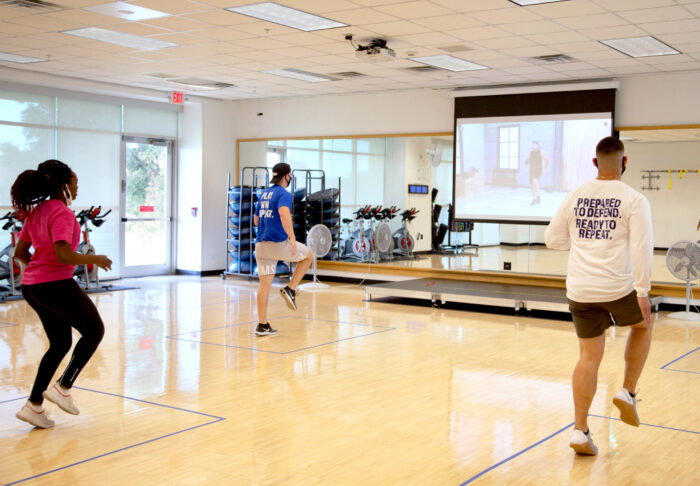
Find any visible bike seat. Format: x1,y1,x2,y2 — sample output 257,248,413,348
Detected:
342,218,352,224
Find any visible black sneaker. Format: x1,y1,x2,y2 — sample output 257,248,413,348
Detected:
255,323,277,336
280,286,297,311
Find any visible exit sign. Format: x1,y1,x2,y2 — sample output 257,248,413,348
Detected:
171,92,184,104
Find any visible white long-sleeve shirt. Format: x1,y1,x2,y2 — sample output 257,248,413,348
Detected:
544,179,653,302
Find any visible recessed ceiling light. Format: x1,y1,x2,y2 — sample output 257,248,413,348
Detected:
409,55,489,72
509,0,570,6
262,68,338,82
0,52,46,64
83,2,168,21
227,2,347,32
600,36,680,58
61,27,178,51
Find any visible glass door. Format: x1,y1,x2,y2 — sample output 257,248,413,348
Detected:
120,137,173,277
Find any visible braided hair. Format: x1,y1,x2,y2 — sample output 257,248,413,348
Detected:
10,159,73,219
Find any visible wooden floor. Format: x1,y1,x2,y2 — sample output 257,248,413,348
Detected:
1,276,699,485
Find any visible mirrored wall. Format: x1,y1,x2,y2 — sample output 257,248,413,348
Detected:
238,129,699,284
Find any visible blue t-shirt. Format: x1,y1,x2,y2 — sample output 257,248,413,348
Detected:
255,185,293,242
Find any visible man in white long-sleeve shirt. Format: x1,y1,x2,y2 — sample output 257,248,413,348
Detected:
545,136,654,456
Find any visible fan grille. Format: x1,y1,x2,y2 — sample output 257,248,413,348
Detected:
307,224,332,257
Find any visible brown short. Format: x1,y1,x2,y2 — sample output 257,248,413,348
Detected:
568,291,644,339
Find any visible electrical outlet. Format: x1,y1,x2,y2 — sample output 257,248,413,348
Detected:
503,261,511,270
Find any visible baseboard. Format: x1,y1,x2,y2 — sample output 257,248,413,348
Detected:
175,269,225,276
500,242,546,247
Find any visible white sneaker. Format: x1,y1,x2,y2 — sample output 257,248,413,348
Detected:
613,388,639,427
16,402,55,429
43,383,80,415
569,428,598,455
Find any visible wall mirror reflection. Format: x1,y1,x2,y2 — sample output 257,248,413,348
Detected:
237,127,699,285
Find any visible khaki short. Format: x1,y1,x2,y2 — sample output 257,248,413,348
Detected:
255,240,310,276
568,291,644,339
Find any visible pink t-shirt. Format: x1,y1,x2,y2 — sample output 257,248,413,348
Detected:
18,199,80,285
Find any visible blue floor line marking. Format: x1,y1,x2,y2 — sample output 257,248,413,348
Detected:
166,316,396,354
169,327,396,355
4,388,226,486
0,396,27,404
662,368,700,375
588,414,700,435
459,422,574,485
0,321,19,328
660,347,699,371
460,413,700,485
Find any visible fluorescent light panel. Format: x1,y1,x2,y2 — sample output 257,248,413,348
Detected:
61,27,178,51
0,52,46,63
600,36,680,58
409,55,489,72
227,2,347,32
83,2,169,21
262,68,337,82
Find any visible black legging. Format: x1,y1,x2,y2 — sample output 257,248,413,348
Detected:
22,279,105,404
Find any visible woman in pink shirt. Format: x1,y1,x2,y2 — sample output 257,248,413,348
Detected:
11,160,112,429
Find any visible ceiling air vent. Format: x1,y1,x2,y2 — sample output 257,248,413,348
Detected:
332,71,366,78
168,78,235,90
2,0,61,10
530,54,574,64
438,44,471,53
406,65,440,73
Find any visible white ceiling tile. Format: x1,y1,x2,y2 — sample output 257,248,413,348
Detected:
5,14,87,32
411,14,484,31
142,16,209,32
639,53,693,64
0,22,46,36
552,41,610,54
269,32,338,47
639,19,700,36
685,3,700,16
363,20,431,36
656,31,700,45
469,7,544,25
593,0,676,12
502,45,560,57
394,31,464,47
526,30,590,45
481,57,532,69
617,6,694,24
374,1,455,19
579,25,648,40
673,42,700,54
546,61,597,71
430,0,515,12
499,19,568,35
185,10,259,26
504,65,553,75
323,8,398,25
590,58,647,68
446,26,511,41
475,36,537,50
192,27,257,41
605,65,659,75
647,60,700,71
555,13,629,30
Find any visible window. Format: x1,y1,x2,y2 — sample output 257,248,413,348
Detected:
498,126,519,170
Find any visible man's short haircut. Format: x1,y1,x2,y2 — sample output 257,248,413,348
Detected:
596,136,624,156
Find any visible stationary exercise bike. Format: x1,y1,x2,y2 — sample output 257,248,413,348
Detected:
0,212,24,297
73,206,111,289
341,206,372,261
393,208,419,259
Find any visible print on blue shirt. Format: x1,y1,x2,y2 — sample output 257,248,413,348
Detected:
572,197,621,240
255,185,293,243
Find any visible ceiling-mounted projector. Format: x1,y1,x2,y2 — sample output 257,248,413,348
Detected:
346,35,396,62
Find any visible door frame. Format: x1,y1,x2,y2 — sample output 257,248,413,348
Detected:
119,134,177,277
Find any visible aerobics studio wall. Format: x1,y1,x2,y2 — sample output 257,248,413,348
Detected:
0,88,178,279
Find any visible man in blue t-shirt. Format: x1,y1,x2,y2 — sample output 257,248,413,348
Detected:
253,162,313,336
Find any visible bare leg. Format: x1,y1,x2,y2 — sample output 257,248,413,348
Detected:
573,334,606,431
622,321,653,393
257,274,275,323
288,251,314,290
